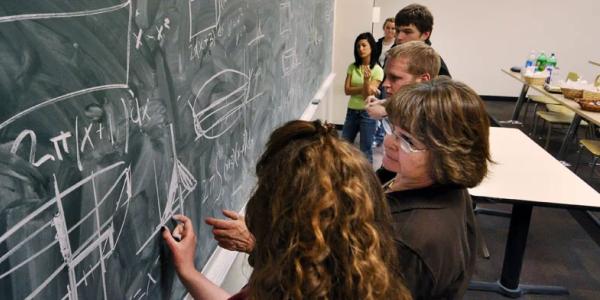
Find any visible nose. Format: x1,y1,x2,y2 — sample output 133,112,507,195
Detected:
383,134,398,153
383,133,398,151
396,32,405,43
382,77,390,88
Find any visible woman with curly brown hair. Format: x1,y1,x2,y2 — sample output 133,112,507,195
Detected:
163,120,411,300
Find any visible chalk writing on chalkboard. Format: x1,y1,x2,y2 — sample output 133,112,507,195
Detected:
0,0,333,299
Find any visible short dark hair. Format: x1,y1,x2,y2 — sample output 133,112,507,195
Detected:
395,4,433,36
353,32,377,69
385,77,491,187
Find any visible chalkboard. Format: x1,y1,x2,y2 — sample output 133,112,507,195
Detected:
0,0,333,299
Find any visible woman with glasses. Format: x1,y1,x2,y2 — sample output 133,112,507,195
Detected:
381,77,491,300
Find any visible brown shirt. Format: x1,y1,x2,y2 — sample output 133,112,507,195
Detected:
386,185,477,300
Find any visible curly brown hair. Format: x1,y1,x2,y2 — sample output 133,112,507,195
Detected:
385,77,492,187
245,120,411,300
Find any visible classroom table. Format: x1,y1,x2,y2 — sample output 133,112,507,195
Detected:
500,69,531,125
590,60,600,67
501,69,600,160
468,127,600,298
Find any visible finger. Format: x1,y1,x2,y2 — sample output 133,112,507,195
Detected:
222,209,239,220
213,228,239,239
162,226,178,251
173,215,195,237
172,224,184,241
205,217,237,229
173,214,191,225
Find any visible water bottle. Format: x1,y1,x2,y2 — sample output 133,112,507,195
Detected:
547,53,557,67
525,50,536,68
523,50,536,75
549,67,561,85
545,53,558,84
536,51,547,72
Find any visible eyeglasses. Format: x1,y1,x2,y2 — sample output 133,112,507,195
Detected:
381,118,427,153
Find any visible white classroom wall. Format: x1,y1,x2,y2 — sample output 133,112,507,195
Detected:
327,0,373,124
327,0,600,124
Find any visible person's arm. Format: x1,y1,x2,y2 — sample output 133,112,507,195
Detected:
163,215,232,300
205,209,255,253
363,80,381,99
344,73,363,95
365,96,387,120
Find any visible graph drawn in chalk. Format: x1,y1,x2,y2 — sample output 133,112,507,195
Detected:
135,124,197,255
0,162,132,300
189,0,219,40
188,68,267,140
0,1,132,131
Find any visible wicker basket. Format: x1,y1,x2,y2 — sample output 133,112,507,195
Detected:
522,75,547,85
561,87,584,99
576,99,600,112
583,89,600,101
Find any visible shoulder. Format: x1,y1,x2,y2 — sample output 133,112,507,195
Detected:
371,65,384,79
347,63,357,73
438,55,451,77
387,186,475,297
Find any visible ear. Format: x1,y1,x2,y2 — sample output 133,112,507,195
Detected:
420,31,431,41
416,73,431,82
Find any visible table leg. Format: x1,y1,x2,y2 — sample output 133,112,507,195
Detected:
557,115,582,161
500,84,529,125
468,203,569,298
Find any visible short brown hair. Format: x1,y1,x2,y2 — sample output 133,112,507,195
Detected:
387,41,440,78
385,77,491,187
395,4,434,35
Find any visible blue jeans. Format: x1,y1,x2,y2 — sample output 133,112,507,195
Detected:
342,108,377,163
373,86,387,145
374,121,385,145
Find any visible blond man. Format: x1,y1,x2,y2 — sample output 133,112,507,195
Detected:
366,41,441,119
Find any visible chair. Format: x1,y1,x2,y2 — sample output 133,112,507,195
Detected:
532,110,574,149
574,139,600,178
522,95,559,124
532,104,589,149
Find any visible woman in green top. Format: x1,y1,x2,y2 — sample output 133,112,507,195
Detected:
342,32,384,163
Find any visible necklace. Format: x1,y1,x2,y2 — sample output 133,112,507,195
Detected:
383,178,395,192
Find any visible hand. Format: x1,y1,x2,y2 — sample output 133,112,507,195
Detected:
205,210,256,253
162,215,198,279
366,85,380,97
364,95,381,105
365,98,388,120
362,65,371,80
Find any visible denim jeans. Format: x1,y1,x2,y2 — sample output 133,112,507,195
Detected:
342,108,377,163
373,85,387,145
373,121,385,145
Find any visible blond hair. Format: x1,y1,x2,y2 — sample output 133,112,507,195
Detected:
245,120,411,300
387,41,440,78
382,17,395,29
